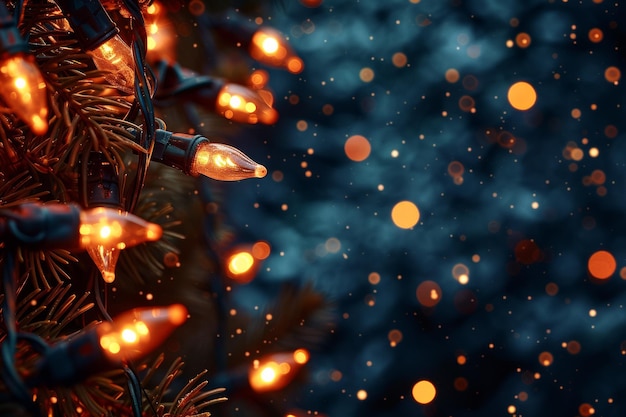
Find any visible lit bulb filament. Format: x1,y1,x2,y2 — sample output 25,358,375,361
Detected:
98,304,187,361
100,321,151,355
262,37,280,54
80,221,125,248
213,154,237,168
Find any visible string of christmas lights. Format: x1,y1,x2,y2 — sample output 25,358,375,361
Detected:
0,0,305,415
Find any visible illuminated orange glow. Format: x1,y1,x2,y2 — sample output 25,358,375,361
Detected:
216,83,278,124
0,54,48,135
590,169,606,185
566,340,581,354
368,272,381,285
416,280,442,307
445,68,460,83
515,32,531,48
249,352,303,392
250,28,304,74
79,208,162,283
344,135,371,162
227,251,255,281
248,69,270,89
388,329,403,347
391,201,420,229
252,241,271,259
448,161,464,179
293,349,310,364
588,28,604,43
89,34,135,92
579,403,595,416
605,66,621,83
412,380,436,404
457,354,467,365
452,263,470,284
98,304,187,361
497,131,516,149
507,81,537,111
538,351,553,366
588,250,616,279
191,141,267,181
287,57,304,74
359,67,375,82
392,52,408,67
356,390,368,400
545,282,559,296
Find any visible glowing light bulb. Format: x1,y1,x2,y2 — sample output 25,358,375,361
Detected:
249,28,304,74
226,249,257,283
249,351,309,392
216,83,278,124
143,1,176,63
98,304,188,361
88,34,135,93
0,54,48,134
191,142,267,181
79,207,162,282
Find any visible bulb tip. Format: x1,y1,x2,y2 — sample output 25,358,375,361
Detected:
255,164,267,178
287,57,304,74
169,304,189,325
146,224,163,241
103,270,116,283
29,114,48,135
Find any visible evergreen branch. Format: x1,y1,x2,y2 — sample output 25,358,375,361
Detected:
232,283,335,363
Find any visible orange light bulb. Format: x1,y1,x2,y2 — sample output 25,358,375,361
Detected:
0,54,48,135
226,249,257,283
249,28,304,74
216,83,278,125
143,1,176,63
88,34,135,93
79,207,162,282
98,304,188,361
191,142,267,181
249,351,308,392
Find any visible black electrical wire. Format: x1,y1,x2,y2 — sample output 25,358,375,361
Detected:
0,250,37,413
123,0,156,213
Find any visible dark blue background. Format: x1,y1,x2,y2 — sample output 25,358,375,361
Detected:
215,1,626,416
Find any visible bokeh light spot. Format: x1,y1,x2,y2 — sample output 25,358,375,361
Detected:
356,389,367,400
391,201,420,229
445,68,460,83
416,280,442,307
388,329,403,347
579,403,595,416
507,81,537,111
515,32,531,48
368,272,381,285
344,135,371,162
392,52,408,67
412,380,436,404
252,241,271,259
588,250,616,279
588,28,603,43
359,67,375,82
605,66,621,83
539,351,553,366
